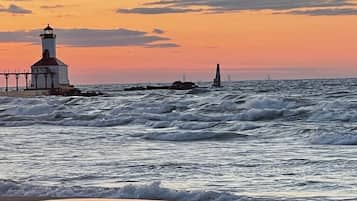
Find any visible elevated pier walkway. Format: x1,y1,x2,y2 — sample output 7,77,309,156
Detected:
0,72,55,92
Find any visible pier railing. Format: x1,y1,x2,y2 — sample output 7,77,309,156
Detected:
0,72,55,92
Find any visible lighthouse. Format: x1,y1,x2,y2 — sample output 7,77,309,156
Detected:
0,25,102,97
31,25,69,89
213,64,221,87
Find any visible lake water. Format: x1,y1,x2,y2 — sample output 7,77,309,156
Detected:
1,79,357,201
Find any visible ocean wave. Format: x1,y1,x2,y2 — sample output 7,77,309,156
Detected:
3,80,357,201
225,122,261,131
0,179,337,201
0,180,248,201
0,180,340,201
242,96,296,110
311,132,357,145
308,100,357,122
0,91,354,128
234,96,312,121
143,131,247,141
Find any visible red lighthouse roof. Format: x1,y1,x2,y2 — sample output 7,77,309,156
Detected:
32,57,66,67
32,50,66,66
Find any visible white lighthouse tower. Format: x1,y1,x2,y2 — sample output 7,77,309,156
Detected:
31,25,70,89
41,24,56,58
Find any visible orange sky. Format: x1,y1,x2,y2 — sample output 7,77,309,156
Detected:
0,0,357,84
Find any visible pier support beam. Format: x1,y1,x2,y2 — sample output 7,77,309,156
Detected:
34,74,38,89
25,73,29,89
51,73,54,89
15,73,19,91
44,74,48,89
5,74,9,92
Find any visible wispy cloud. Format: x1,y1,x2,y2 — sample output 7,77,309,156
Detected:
117,0,357,15
153,28,165,34
40,5,65,9
117,7,202,14
144,0,354,10
146,43,180,48
0,28,180,48
3,0,31,1
0,4,32,14
278,8,357,16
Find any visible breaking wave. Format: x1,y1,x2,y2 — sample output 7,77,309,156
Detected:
0,94,314,128
0,180,243,201
0,179,337,201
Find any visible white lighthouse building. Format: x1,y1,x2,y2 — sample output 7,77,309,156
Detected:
31,25,70,89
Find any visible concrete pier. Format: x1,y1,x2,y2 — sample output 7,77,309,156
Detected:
0,90,50,98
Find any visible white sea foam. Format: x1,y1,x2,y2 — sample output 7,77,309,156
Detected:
242,96,295,110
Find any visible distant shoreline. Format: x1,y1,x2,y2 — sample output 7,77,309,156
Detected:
73,76,357,87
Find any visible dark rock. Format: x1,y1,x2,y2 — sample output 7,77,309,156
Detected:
124,86,146,91
124,81,198,91
170,81,198,90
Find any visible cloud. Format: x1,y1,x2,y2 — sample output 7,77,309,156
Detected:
117,7,201,14
55,14,75,18
118,0,357,15
146,43,180,48
40,5,65,9
0,28,179,48
153,28,165,34
146,0,354,10
0,4,32,14
278,8,357,16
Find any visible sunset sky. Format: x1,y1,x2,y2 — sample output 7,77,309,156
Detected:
0,0,357,84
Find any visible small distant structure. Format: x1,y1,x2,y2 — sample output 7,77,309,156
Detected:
227,74,232,82
266,74,271,81
182,73,187,82
212,64,221,87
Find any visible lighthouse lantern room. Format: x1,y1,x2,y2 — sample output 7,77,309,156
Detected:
31,25,70,89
